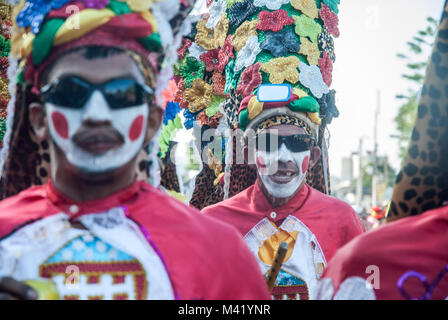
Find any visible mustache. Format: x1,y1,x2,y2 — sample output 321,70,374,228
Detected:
72,126,125,145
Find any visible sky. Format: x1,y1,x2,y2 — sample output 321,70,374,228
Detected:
330,0,445,177
179,0,447,181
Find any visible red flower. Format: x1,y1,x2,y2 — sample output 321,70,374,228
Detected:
319,51,333,87
174,79,189,109
256,10,294,32
236,62,262,98
200,49,220,72
177,38,192,60
218,35,234,72
319,3,340,37
206,0,213,7
212,72,226,95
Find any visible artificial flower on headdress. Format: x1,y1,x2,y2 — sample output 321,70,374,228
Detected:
260,29,300,58
231,19,258,52
299,62,329,99
177,38,192,59
236,62,262,98
206,0,227,29
228,0,257,28
184,78,213,113
183,108,198,129
299,36,320,65
234,35,261,72
253,0,289,11
291,0,318,19
187,42,207,60
224,58,239,94
319,51,333,87
218,35,234,72
318,90,339,124
211,72,226,95
206,94,226,117
256,10,294,32
318,27,335,62
174,79,189,109
323,0,340,14
178,56,205,87
200,48,220,72
247,95,264,120
319,3,339,37
261,56,301,84
195,15,228,50
293,14,322,44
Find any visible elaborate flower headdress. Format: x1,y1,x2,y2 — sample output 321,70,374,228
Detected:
174,0,341,209
0,0,196,199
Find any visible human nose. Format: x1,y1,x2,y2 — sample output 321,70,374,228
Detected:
82,90,113,124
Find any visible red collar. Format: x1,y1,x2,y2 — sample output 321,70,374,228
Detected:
46,179,147,220
251,179,311,222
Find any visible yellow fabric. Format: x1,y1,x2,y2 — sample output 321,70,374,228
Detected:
247,96,264,120
140,10,158,33
167,190,187,202
307,112,321,125
258,222,298,265
293,88,309,99
213,172,225,186
20,33,35,58
54,9,116,46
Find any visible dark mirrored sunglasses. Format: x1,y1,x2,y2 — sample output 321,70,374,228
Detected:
256,133,315,153
40,76,154,109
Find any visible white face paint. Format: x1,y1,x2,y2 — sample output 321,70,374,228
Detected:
46,90,148,173
256,143,311,198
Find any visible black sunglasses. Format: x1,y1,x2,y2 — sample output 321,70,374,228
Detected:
256,133,315,153
40,76,154,109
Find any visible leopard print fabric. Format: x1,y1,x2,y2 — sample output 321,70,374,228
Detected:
160,162,180,193
387,6,448,221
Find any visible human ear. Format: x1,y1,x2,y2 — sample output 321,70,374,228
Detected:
144,105,163,145
309,146,322,169
29,102,49,140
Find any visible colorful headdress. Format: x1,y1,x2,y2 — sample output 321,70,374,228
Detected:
387,3,448,221
174,0,340,209
0,0,195,199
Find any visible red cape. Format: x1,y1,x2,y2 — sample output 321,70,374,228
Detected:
0,180,271,300
321,205,448,299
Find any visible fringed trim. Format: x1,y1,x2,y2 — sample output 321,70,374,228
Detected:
0,56,18,177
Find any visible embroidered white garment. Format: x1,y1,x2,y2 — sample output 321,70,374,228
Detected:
0,208,174,300
244,215,326,300
299,62,329,99
253,0,290,10
235,36,262,72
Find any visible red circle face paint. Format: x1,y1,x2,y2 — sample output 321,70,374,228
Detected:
51,111,69,139
302,155,310,174
129,115,144,141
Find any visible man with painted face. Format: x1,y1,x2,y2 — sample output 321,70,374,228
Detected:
0,0,270,300
199,0,365,300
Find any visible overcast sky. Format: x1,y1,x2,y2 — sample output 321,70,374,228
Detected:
330,0,445,177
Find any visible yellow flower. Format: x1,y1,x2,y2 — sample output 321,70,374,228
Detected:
184,79,213,113
293,88,309,98
299,37,320,65
232,20,258,52
307,112,321,125
248,96,264,120
261,56,301,84
195,15,229,50
291,0,319,19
